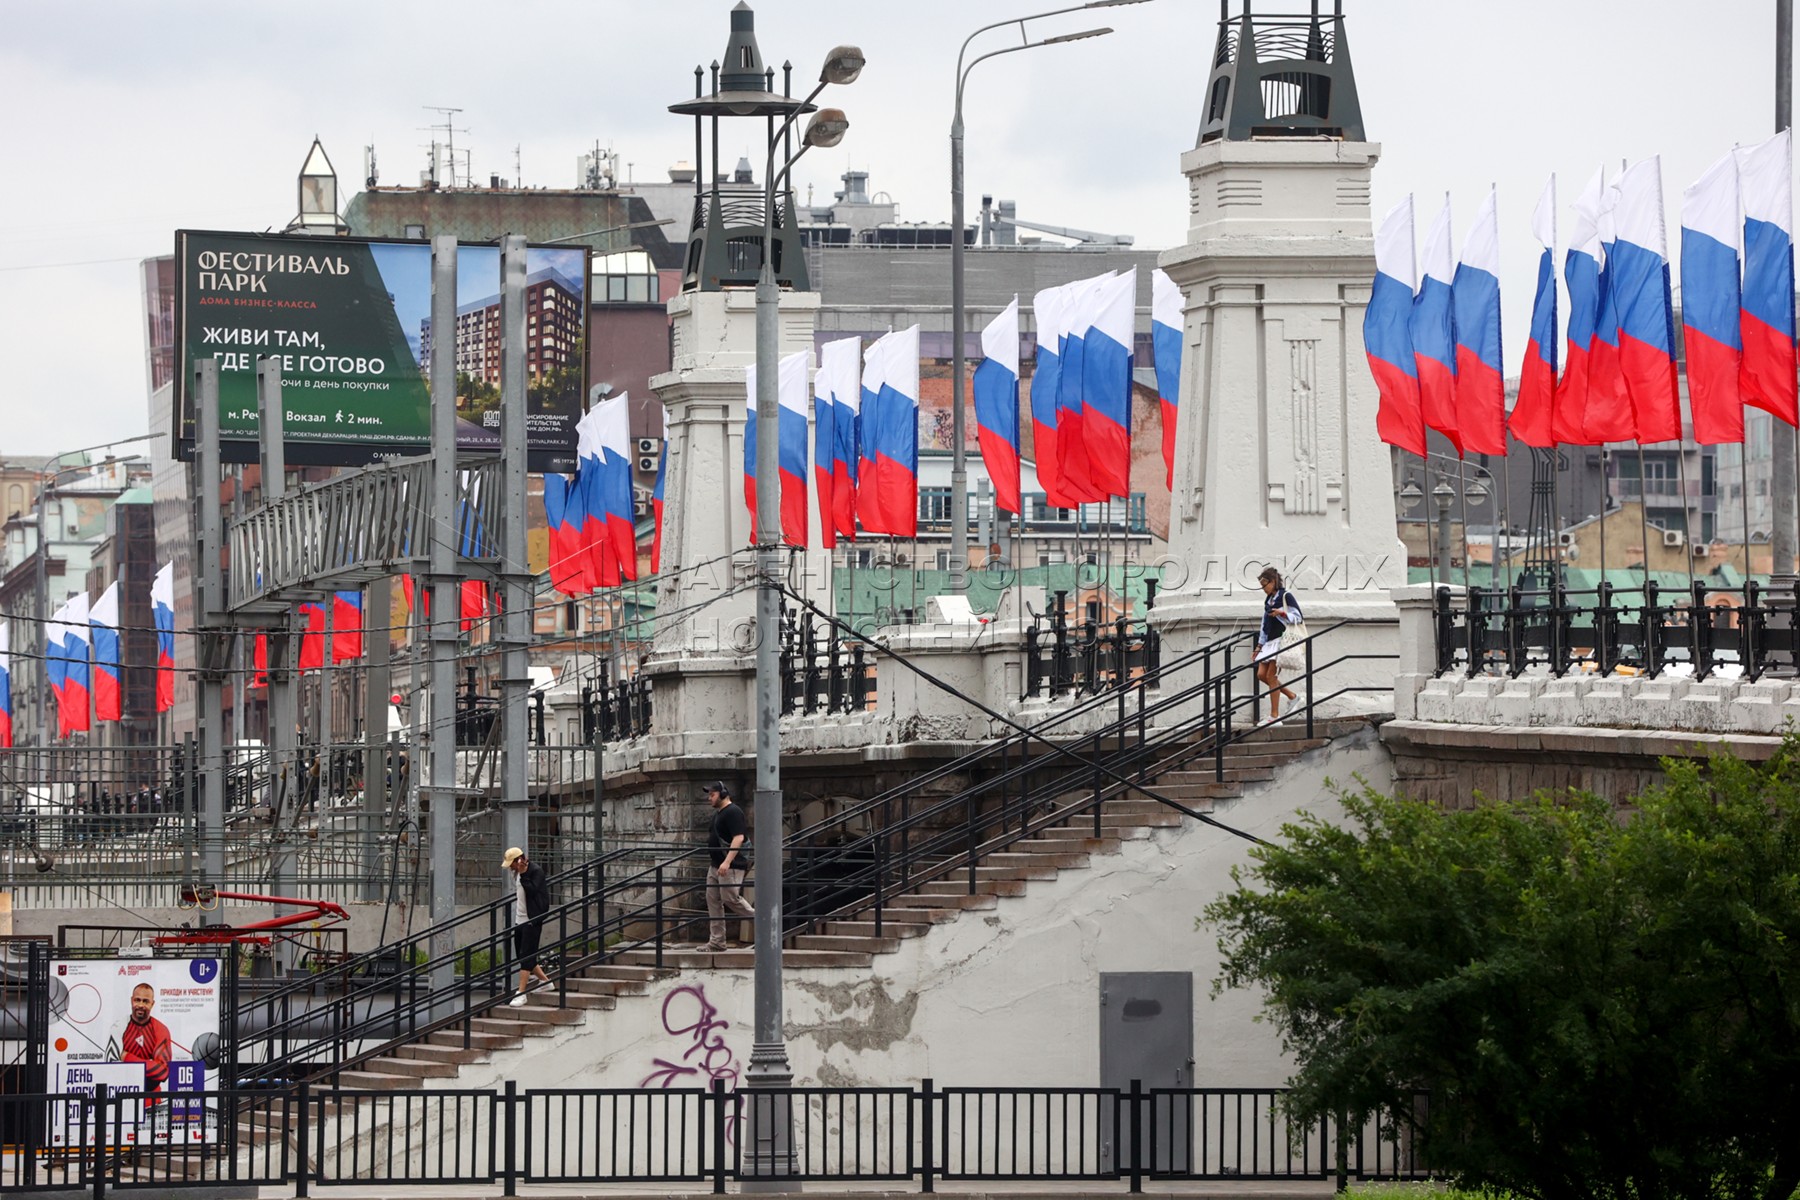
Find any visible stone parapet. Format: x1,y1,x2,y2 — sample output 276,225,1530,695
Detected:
1408,670,1795,737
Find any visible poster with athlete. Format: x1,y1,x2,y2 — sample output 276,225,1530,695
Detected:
46,958,223,1147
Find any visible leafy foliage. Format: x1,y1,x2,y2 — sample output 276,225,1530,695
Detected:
1204,740,1800,1200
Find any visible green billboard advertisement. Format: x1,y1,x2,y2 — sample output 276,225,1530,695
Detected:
174,230,588,470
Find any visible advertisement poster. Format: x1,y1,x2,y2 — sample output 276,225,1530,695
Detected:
175,230,587,471
47,958,222,1147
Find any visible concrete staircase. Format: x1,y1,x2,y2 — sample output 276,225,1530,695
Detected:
324,718,1365,1091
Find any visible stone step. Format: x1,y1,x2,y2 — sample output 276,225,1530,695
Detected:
566,975,650,998
527,988,617,1011
615,947,875,970
1012,834,1121,855
335,1070,422,1091
496,1002,587,1027
428,1028,522,1052
888,891,999,911
397,1042,488,1066
470,1016,562,1039
584,963,678,983
915,878,1028,899
795,933,905,955
824,919,933,940
1099,811,1185,829
361,1055,460,1080
984,850,1091,869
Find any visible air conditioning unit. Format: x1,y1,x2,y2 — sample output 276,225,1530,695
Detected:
1557,531,1575,547
632,496,650,518
1693,543,1711,560
637,455,659,474
636,437,661,457
1662,529,1685,548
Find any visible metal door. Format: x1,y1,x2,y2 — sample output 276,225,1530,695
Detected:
1099,971,1193,1174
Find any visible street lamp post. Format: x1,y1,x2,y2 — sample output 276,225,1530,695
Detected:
749,44,861,1176
947,1,1145,592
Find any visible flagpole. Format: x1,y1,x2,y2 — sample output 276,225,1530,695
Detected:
1676,444,1698,596
1635,444,1654,592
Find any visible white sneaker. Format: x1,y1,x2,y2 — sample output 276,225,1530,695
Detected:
508,993,529,1007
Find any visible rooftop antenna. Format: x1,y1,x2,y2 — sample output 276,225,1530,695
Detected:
514,144,523,188
420,106,468,187
364,143,379,189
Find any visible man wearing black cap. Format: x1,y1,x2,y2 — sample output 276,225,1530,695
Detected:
703,781,754,952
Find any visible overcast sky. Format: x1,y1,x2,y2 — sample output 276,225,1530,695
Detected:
0,0,1783,457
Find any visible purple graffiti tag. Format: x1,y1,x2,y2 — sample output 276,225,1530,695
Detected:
639,983,743,1141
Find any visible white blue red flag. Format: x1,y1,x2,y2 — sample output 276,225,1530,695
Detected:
1584,177,1635,443
1367,196,1425,456
0,624,12,748
1682,150,1745,445
858,326,921,537
332,590,363,663
743,353,810,547
1452,187,1506,455
1738,128,1798,426
1030,284,1069,506
1151,269,1185,486
589,394,639,582
1054,274,1109,504
1558,171,1606,445
56,593,91,737
1081,267,1137,499
543,472,588,596
813,346,837,550
1612,156,1681,444
90,582,121,723
974,296,1023,515
820,337,862,543
651,440,667,575
1510,177,1560,449
1411,196,1461,454
151,563,175,714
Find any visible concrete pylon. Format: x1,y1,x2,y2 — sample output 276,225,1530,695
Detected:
644,287,828,761
1152,139,1406,694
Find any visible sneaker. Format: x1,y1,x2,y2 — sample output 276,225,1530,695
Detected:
700,942,728,952
508,993,529,1007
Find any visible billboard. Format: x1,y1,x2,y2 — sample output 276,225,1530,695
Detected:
174,230,589,471
47,957,223,1147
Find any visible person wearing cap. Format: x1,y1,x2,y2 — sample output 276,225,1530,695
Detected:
503,847,552,1006
703,782,754,953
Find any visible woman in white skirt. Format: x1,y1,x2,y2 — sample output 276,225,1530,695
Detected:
1253,566,1302,723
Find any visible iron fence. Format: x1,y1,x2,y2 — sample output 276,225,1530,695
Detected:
1431,578,1800,681
1023,589,1161,700
779,605,877,717
1,1080,1432,1195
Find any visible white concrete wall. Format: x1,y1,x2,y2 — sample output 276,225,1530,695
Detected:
450,728,1391,1093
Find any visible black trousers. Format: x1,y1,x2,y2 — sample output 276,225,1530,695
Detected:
512,918,544,971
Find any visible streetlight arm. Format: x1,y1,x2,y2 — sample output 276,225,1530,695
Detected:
954,1,1129,98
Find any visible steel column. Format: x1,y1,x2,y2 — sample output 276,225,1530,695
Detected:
362,577,391,900
499,234,531,859
427,236,461,1000
194,359,227,880
258,359,298,924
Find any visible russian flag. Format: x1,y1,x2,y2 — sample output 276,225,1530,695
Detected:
1738,128,1798,426
777,350,811,548
1612,156,1682,444
1152,269,1185,486
297,601,326,671
542,472,589,596
858,325,921,538
252,632,268,689
45,600,68,722
813,349,837,550
1452,187,1506,456
1559,171,1607,445
332,590,364,663
1583,179,1636,443
822,337,862,543
1082,267,1137,499
1055,274,1107,505
744,363,760,544
1030,284,1067,505
0,624,12,749
1682,150,1746,445
1367,196,1426,456
151,562,174,714
574,406,609,587
60,592,90,737
974,296,1023,515
651,441,667,575
90,582,122,723
592,393,639,582
1510,177,1560,449
461,580,487,632
1412,196,1461,454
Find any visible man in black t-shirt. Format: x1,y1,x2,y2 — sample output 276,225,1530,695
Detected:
703,781,754,952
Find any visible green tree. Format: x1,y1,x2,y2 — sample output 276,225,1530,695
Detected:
1204,741,1800,1200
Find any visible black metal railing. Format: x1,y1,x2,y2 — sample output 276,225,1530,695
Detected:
1023,590,1161,700
784,618,1390,941
1432,578,1800,682
580,662,653,743
0,1081,1431,1195
779,606,876,716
